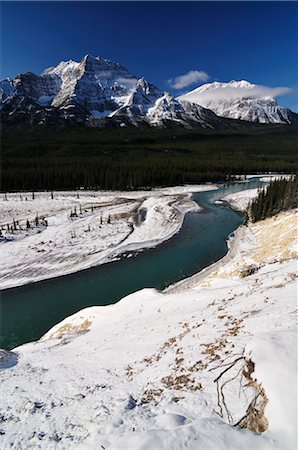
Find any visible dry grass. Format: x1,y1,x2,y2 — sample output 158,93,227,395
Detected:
49,319,92,342
161,374,202,392
236,359,269,433
141,388,164,404
198,210,297,283
201,339,228,363
251,212,297,264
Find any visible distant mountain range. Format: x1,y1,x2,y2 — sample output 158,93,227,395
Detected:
1,54,297,129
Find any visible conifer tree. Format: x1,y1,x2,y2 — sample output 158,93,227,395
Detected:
250,176,297,222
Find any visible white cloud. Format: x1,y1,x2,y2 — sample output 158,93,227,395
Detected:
116,77,137,87
168,70,209,89
185,83,293,103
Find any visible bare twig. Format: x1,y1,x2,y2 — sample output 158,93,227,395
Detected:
213,357,244,383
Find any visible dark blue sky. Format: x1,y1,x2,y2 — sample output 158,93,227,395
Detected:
1,1,297,109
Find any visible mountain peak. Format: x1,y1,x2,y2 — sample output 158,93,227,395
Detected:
81,54,106,64
1,55,297,128
133,77,160,94
78,54,130,75
226,80,254,88
42,60,80,77
188,80,255,96
179,79,293,124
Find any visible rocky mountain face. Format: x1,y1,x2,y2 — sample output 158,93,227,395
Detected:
179,80,297,125
0,54,221,129
0,55,139,126
1,57,297,129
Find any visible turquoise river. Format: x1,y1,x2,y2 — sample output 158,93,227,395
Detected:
0,179,263,349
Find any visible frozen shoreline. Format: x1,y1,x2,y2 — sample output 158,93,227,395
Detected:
0,185,217,290
165,222,248,293
220,187,260,212
165,187,261,293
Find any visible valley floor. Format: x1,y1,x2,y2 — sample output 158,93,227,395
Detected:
0,208,297,450
0,185,215,290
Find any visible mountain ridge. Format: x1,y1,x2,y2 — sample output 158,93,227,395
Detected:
179,80,296,125
1,55,297,129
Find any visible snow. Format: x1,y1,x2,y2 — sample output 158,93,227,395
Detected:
258,175,293,182
119,196,194,251
110,78,163,120
245,173,293,182
221,188,259,211
0,185,215,290
146,94,216,128
179,80,293,124
42,60,80,78
7,55,293,128
220,175,294,211
0,209,296,449
110,83,216,128
246,329,297,448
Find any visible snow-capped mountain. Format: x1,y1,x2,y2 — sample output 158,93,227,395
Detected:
146,94,224,128
0,55,139,117
179,80,296,124
111,84,221,129
0,54,221,129
110,77,164,122
1,58,297,128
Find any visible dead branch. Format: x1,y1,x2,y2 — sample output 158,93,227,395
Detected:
213,357,244,383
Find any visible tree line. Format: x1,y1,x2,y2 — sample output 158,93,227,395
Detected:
2,125,297,191
250,176,298,222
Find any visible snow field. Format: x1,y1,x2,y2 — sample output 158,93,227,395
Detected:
0,209,297,449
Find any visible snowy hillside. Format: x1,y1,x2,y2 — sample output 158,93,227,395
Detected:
1,209,297,450
179,80,297,124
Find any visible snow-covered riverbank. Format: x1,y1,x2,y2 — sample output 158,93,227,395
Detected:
220,188,259,212
0,185,216,290
217,174,292,214
0,209,296,450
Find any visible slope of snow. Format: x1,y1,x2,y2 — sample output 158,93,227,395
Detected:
0,210,296,449
42,59,81,108
246,329,297,445
0,185,215,290
221,188,259,211
179,80,293,124
145,94,219,128
111,77,163,121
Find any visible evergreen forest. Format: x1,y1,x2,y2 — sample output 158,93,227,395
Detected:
250,176,298,222
2,125,298,192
